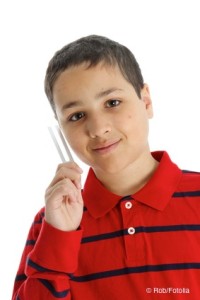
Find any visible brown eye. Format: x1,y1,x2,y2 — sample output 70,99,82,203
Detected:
69,112,85,122
106,99,121,107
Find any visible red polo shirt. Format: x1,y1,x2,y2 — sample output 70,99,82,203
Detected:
12,151,200,299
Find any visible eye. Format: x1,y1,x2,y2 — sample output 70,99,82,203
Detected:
69,112,85,122
106,99,121,108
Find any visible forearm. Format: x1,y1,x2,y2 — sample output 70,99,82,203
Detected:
12,215,83,300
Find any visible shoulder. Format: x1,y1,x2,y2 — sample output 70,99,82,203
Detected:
178,170,200,191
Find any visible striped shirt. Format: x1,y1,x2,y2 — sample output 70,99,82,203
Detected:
12,151,200,299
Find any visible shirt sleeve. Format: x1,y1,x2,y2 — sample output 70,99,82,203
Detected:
12,208,83,300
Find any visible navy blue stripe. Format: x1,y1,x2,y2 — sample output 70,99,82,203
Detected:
27,258,73,277
182,169,200,174
15,274,27,281
27,258,51,272
136,224,200,233
81,229,125,243
38,279,69,298
173,190,200,197
26,239,36,246
33,219,43,224
33,218,43,224
71,262,200,282
81,224,200,243
16,296,20,300
33,212,45,224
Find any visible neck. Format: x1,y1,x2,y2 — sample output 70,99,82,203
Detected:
94,151,159,196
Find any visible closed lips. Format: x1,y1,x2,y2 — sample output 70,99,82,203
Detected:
93,140,120,150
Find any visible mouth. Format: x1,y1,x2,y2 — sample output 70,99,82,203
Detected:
92,139,121,155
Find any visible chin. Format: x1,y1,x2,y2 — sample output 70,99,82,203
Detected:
95,160,128,175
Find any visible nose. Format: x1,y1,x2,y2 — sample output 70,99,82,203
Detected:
86,114,111,138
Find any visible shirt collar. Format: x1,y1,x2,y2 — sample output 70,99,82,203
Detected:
82,151,182,218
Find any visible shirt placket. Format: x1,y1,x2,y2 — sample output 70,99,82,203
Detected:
120,196,145,264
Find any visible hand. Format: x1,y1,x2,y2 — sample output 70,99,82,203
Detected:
45,162,84,231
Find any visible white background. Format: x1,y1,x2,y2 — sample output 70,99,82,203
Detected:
0,0,200,298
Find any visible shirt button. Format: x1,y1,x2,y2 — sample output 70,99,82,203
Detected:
128,227,135,235
125,201,132,209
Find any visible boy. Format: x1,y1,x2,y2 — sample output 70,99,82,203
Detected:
12,35,200,299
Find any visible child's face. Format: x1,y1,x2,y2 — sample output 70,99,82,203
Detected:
53,62,153,174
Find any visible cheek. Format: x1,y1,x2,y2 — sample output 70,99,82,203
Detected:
119,113,134,129
123,113,149,138
66,132,86,156
61,129,77,149
66,135,79,150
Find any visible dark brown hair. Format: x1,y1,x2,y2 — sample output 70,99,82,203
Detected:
44,35,144,113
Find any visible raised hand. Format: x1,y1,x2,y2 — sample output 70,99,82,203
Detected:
45,162,84,231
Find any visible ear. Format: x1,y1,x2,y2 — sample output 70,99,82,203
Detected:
141,84,153,119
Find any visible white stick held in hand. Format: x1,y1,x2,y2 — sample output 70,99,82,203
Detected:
48,125,74,162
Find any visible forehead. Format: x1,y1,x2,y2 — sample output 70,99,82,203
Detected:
53,62,129,97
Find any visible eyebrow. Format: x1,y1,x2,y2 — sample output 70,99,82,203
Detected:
95,87,123,99
62,100,83,111
61,88,123,111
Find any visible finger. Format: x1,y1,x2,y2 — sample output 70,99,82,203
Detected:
56,161,83,173
48,165,82,188
73,178,82,190
46,177,77,198
45,178,80,206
